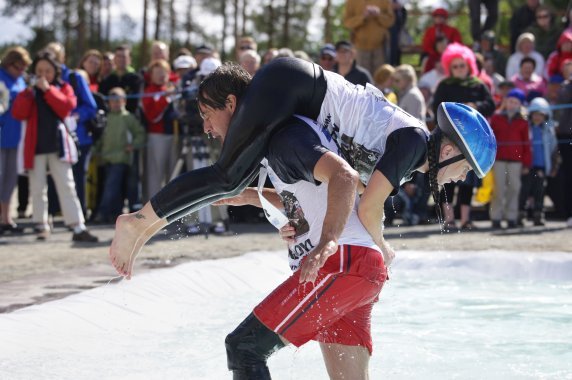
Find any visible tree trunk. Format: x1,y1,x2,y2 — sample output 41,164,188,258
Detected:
185,0,193,46
267,0,274,48
63,0,72,64
155,0,163,41
77,0,87,60
142,0,149,67
169,0,176,44
105,0,111,49
241,0,247,36
282,0,290,47
233,0,239,44
324,0,332,43
221,0,228,61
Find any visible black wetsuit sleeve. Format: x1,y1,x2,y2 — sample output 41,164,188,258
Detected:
150,57,327,222
267,119,329,184
375,127,428,196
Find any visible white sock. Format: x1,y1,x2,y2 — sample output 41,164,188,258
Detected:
73,223,87,234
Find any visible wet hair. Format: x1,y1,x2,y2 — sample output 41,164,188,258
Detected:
30,50,62,81
427,129,456,224
198,63,251,110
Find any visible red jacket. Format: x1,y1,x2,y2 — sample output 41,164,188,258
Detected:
490,112,532,167
422,24,462,58
546,29,572,77
142,84,171,134
12,84,77,169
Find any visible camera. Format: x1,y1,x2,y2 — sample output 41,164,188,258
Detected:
28,75,38,88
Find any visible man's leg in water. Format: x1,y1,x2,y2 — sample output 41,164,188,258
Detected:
320,343,370,380
250,245,385,377
317,301,376,380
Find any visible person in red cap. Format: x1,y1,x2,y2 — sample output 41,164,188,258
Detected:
422,8,463,68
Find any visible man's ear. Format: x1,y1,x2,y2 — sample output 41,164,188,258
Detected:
226,94,237,112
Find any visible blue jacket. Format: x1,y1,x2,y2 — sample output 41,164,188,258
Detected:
61,65,97,146
529,121,558,174
0,68,27,148
527,97,559,174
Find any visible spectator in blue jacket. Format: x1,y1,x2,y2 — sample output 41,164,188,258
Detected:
44,42,98,216
0,46,31,234
519,96,559,226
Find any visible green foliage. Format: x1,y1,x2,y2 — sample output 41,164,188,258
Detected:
250,0,315,52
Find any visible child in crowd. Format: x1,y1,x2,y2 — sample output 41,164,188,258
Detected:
93,87,145,223
142,59,178,201
490,89,532,229
519,97,559,226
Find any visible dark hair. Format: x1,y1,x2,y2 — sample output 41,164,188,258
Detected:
520,56,536,69
30,50,62,81
115,44,131,53
198,63,251,110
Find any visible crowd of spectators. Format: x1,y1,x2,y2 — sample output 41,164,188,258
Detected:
1,2,572,245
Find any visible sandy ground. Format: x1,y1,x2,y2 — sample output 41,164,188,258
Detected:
0,218,570,313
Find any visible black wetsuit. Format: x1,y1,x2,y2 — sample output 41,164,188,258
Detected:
150,58,327,222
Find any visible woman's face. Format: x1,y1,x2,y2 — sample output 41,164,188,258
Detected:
392,73,408,91
35,60,56,83
82,55,101,76
436,143,472,185
520,40,534,55
150,66,169,86
449,57,469,79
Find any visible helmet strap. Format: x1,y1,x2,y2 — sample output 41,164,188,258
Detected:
437,154,465,169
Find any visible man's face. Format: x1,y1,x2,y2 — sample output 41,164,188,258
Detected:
114,50,130,70
198,97,234,142
520,62,535,79
535,10,551,30
319,54,335,71
335,47,353,66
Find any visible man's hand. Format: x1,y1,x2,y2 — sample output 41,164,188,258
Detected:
279,223,296,244
379,238,395,267
299,240,338,284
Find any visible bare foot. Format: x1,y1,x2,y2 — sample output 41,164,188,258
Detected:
109,203,167,279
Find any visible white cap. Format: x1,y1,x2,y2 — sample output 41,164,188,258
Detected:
197,57,222,77
173,55,197,70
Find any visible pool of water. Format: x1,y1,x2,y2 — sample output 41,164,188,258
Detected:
0,250,571,380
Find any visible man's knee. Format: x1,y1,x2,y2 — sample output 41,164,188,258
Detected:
225,313,285,378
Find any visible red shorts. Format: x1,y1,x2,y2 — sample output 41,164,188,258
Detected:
254,245,387,354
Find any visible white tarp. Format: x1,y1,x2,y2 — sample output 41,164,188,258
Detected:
1,250,571,380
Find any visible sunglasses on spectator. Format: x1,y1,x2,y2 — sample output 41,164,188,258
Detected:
320,55,334,61
451,63,467,70
11,62,27,72
239,46,253,50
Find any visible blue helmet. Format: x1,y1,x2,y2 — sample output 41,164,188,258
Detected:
436,102,496,178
